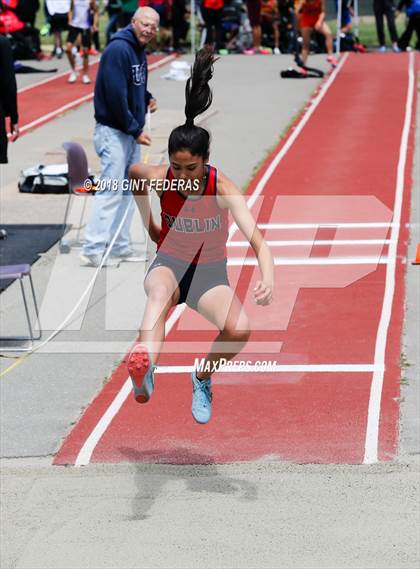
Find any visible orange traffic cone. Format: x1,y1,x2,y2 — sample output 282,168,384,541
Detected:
412,243,420,265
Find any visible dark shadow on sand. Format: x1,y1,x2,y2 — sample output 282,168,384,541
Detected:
118,446,258,521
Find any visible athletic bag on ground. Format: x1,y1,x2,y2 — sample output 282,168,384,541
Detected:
18,163,97,194
18,164,70,194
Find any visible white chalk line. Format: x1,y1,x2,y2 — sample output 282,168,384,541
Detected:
228,257,391,266
228,240,393,247
156,364,378,374
17,58,101,94
73,55,348,467
363,52,416,464
257,222,396,229
20,93,94,133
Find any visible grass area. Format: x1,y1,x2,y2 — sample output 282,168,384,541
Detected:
327,14,413,48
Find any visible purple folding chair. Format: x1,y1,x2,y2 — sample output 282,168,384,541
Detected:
0,264,41,351
60,142,91,253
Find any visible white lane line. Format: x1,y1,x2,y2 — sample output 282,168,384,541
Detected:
228,257,390,266
20,55,176,134
156,364,378,374
75,285,183,466
228,53,349,240
73,54,348,467
18,59,100,93
165,304,185,335
228,240,393,247
257,223,396,229
75,379,133,467
20,93,94,133
74,310,182,467
147,54,177,70
18,54,174,94
363,52,415,464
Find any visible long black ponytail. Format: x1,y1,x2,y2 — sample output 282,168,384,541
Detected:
168,46,217,159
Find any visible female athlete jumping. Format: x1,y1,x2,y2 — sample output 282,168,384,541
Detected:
128,47,274,424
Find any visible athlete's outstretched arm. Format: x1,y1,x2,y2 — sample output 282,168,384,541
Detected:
217,171,274,306
129,163,164,243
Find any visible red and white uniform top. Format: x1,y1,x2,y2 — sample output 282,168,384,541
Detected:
157,165,228,264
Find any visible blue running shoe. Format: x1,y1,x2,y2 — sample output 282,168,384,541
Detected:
127,344,156,403
191,371,212,424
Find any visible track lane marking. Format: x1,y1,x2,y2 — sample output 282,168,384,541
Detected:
228,240,393,246
228,257,392,266
155,364,379,373
363,52,416,464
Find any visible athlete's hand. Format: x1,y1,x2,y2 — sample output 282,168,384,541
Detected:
136,132,151,145
9,122,19,142
148,98,157,113
253,280,273,306
149,225,161,243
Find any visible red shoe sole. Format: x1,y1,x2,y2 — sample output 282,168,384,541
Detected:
127,344,150,404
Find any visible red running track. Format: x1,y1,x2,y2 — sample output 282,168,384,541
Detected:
54,53,418,466
18,54,175,134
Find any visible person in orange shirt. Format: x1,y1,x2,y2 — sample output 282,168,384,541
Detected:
261,0,281,53
201,0,224,52
295,0,337,67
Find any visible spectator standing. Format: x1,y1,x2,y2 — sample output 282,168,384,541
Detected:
172,0,188,52
105,0,122,44
45,0,71,58
65,0,99,83
0,35,19,164
373,0,400,51
119,0,137,26
336,0,353,33
261,0,280,53
243,0,271,53
201,0,224,52
397,0,420,50
80,7,159,267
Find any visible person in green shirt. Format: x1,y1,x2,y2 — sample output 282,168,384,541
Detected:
119,0,138,26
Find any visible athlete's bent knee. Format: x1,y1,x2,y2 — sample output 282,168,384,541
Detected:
223,326,251,345
148,284,174,306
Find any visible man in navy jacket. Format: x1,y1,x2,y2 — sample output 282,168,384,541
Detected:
81,7,159,267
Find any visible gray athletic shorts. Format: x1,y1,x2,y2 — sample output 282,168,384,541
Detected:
146,252,229,309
